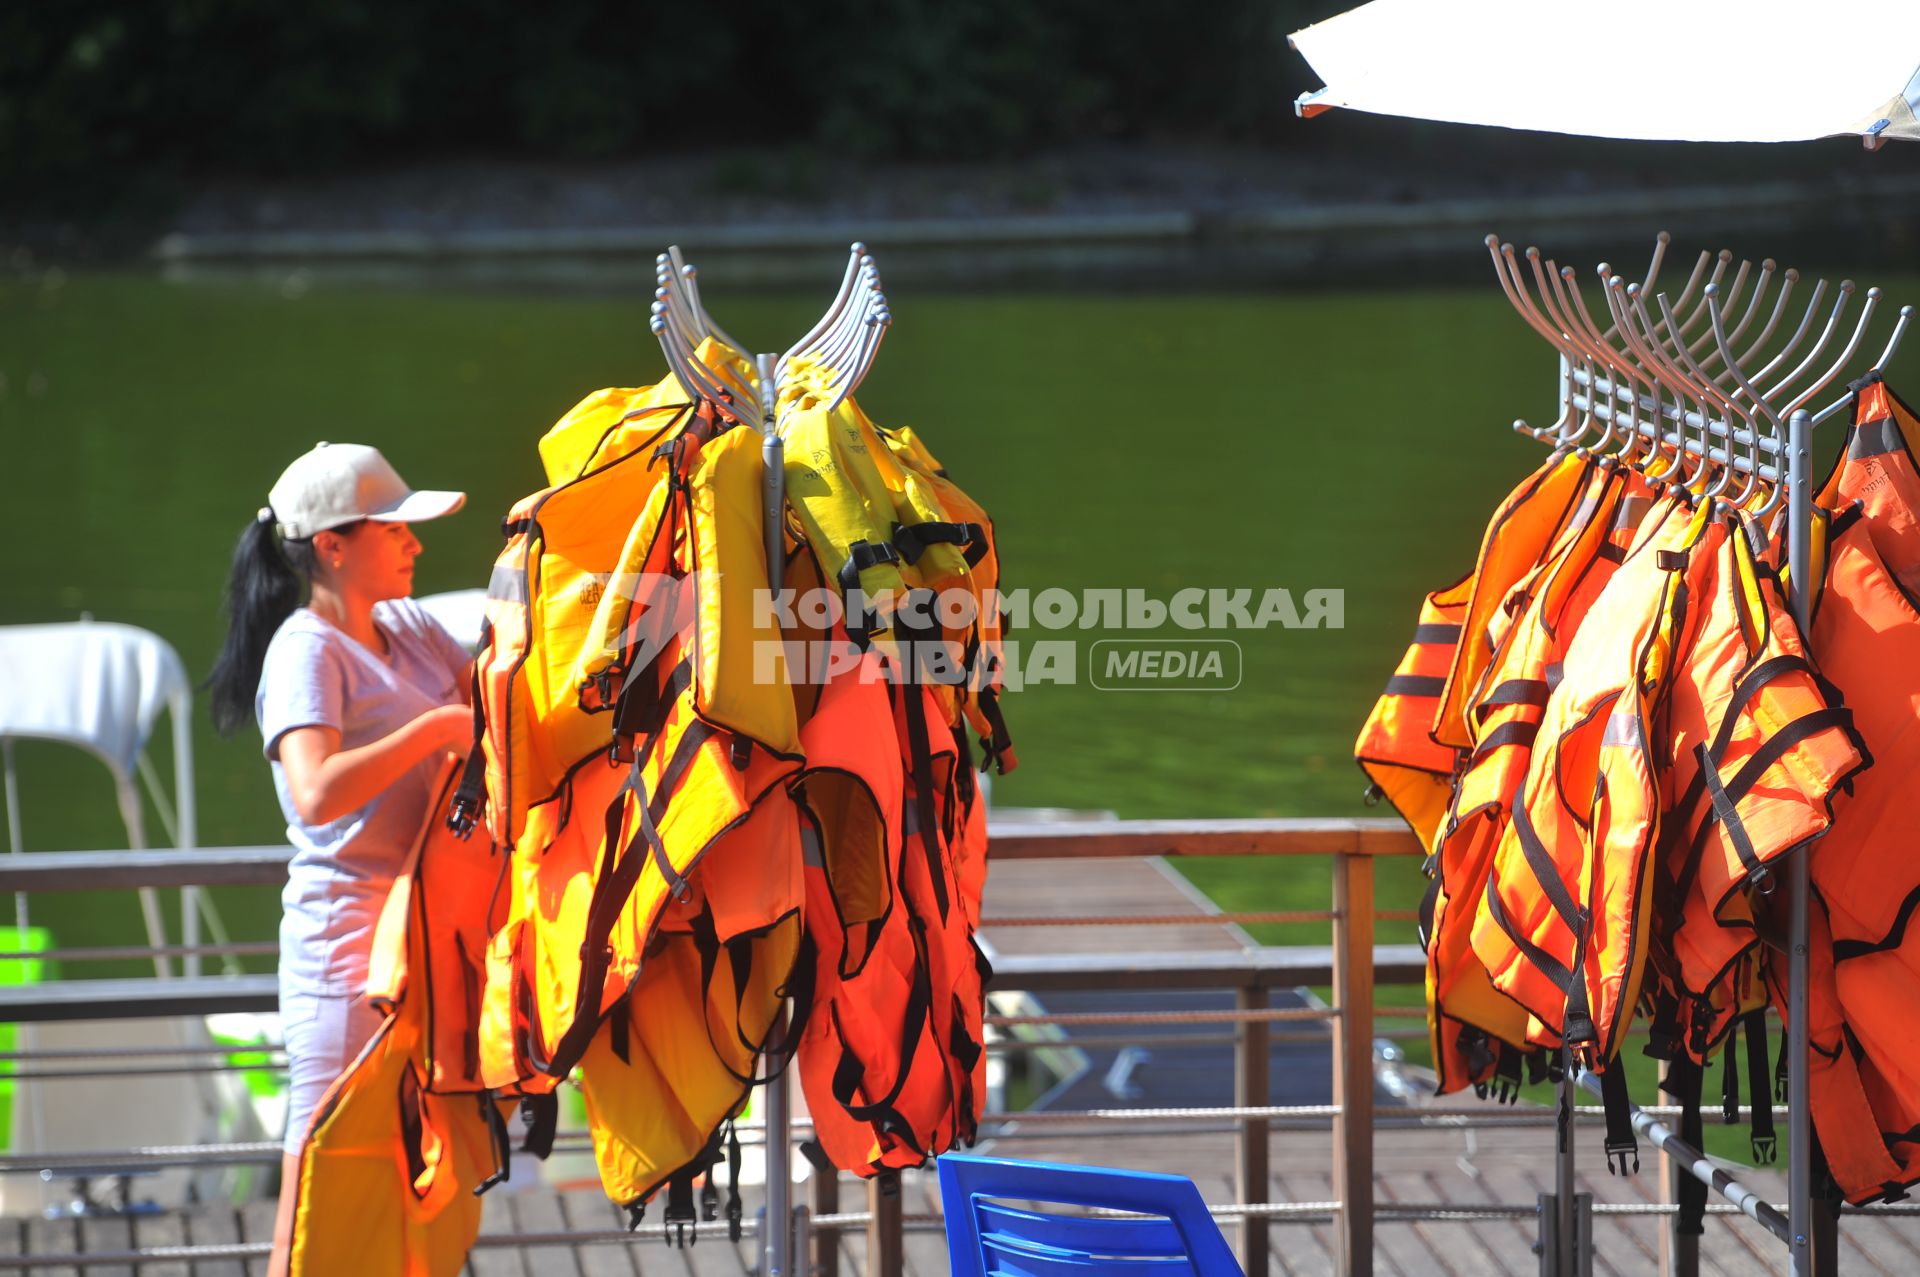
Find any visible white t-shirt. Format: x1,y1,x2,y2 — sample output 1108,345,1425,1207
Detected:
255,599,470,996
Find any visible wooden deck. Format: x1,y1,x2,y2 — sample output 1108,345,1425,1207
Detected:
11,1135,1920,1274
9,855,1918,1272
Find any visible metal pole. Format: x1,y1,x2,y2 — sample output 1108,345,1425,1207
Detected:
2,739,24,934
1572,1071,1791,1244
1787,408,1815,1277
1236,985,1270,1277
765,1007,793,1277
758,349,795,1277
1556,1059,1577,1277
1331,851,1375,1277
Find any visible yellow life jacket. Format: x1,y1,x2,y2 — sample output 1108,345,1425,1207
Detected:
457,400,705,845
574,780,804,1234
478,422,802,1086
536,339,752,483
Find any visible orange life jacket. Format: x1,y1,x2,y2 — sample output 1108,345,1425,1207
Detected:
293,762,516,1277
791,643,988,1178
1795,374,1920,1202
1474,503,1862,1069
1424,463,1644,1094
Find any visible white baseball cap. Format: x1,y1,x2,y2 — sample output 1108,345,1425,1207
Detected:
265,442,466,540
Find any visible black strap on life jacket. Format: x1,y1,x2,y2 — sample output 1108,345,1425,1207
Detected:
1721,1031,1742,1125
976,685,1017,774
726,1121,744,1242
1492,1044,1522,1106
837,540,902,647
397,1067,433,1201
830,916,935,1161
1666,1056,1707,1235
1480,874,1579,1006
891,519,986,567
1458,1025,1495,1091
1776,1042,1790,1104
1600,1063,1639,1174
663,1169,697,1248
608,993,631,1066
1745,1011,1777,1163
447,619,493,838
519,1092,558,1160
546,706,709,1078
1642,987,1681,1061
895,595,952,924
1416,873,1441,953
1526,1050,1550,1088
475,1092,512,1196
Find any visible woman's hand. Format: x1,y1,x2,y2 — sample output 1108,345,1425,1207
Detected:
278,703,477,826
417,704,476,755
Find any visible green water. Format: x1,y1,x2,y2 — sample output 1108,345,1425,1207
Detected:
2,269,1911,1053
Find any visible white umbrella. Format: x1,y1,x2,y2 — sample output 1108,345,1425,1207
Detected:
1292,0,1920,147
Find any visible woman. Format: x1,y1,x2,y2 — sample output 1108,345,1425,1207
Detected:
206,442,475,1277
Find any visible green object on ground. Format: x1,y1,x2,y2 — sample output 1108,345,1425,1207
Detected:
0,926,55,1150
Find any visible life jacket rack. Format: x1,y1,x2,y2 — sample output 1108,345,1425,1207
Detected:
1486,231,1913,1277
649,242,892,1277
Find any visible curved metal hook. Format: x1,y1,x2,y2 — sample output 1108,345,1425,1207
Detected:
1784,286,1881,415
1761,279,1852,404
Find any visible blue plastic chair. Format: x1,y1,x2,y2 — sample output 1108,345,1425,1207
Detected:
937,1154,1244,1276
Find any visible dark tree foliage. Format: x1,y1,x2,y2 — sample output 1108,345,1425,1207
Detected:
0,0,1310,211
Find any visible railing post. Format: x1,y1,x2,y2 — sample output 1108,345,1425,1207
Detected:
1237,984,1270,1277
1332,851,1375,1277
812,1165,840,1277
866,1172,903,1277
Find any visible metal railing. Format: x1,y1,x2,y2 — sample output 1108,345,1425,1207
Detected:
0,818,1860,1275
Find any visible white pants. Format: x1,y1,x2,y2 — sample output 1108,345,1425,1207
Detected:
279,987,383,1155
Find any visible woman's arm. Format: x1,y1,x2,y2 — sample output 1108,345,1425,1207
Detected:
277,704,473,826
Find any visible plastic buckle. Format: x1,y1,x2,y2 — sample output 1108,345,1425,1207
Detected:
1752,1134,1778,1164
1606,1137,1640,1176
446,797,477,839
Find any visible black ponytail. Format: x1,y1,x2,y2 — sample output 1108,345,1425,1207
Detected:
206,516,315,736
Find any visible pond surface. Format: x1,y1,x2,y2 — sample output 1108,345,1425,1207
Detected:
2,270,1906,965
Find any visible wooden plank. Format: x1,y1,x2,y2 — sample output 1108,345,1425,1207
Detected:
1268,1170,1336,1277
865,1177,902,1277
132,1212,192,1277
1829,1213,1920,1275
557,1189,636,1277
986,818,1419,863
24,1216,81,1277
1416,1167,1533,1276
236,1200,277,1277
468,1188,528,1277
1570,1165,1664,1277
1376,1171,1500,1277
505,1190,582,1276
181,1207,249,1277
